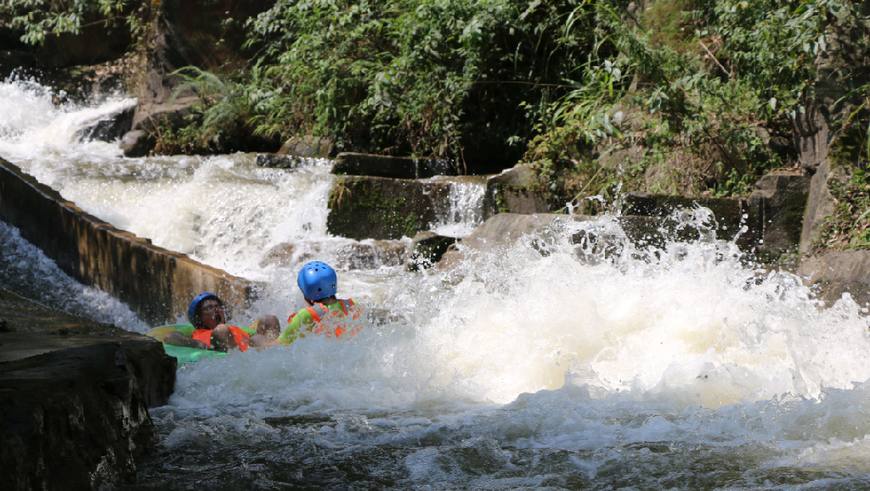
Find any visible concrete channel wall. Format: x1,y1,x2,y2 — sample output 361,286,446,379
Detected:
0,158,256,325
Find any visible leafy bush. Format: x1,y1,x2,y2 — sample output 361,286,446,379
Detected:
523,0,867,205
817,83,870,250
243,0,610,168
0,0,143,45
524,2,780,203
153,67,271,154
819,166,870,250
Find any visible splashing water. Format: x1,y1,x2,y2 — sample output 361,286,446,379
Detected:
0,77,135,168
144,228,870,488
431,176,486,237
0,221,147,331
1,78,869,488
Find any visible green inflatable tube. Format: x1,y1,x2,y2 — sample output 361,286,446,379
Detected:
147,324,227,365
162,343,227,364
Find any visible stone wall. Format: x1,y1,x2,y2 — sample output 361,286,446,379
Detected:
333,152,455,179
747,171,811,260
799,250,870,307
0,158,256,325
327,175,451,240
482,164,551,219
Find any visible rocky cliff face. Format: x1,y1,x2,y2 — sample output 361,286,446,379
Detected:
0,288,176,490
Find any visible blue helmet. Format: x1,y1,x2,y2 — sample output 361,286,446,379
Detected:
297,261,337,301
187,291,221,327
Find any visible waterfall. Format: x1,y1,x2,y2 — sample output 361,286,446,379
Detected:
431,177,486,237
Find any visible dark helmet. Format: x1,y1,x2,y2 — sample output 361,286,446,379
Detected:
187,291,223,328
297,261,337,302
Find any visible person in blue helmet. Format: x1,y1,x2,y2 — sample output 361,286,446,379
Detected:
163,292,280,351
278,261,362,344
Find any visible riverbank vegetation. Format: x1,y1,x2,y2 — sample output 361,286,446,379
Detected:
4,0,868,249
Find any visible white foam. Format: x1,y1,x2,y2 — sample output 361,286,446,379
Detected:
0,77,134,173
0,221,147,331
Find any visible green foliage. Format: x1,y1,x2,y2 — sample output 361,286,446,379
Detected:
154,67,262,154
697,0,835,118
642,0,699,53
0,0,141,45
524,1,786,202
818,166,870,250
817,83,870,250
243,0,606,162
522,0,868,204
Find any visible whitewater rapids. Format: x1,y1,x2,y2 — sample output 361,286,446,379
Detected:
1,77,868,489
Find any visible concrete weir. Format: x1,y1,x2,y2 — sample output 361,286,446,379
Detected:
0,157,257,325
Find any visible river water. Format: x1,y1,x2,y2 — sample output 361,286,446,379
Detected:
1,78,869,489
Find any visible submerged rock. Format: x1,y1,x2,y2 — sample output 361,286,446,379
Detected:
0,288,175,490
261,240,408,269
438,212,668,269
255,153,308,169
407,232,458,271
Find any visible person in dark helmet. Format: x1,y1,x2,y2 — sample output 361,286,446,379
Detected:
164,292,279,351
278,261,362,345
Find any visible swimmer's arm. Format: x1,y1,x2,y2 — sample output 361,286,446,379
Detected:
164,331,207,349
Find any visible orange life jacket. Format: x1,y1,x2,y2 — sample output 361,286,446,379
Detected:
287,298,360,338
191,325,251,352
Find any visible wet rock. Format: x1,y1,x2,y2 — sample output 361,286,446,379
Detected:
407,232,458,271
747,170,811,261
260,242,304,267
0,158,258,325
336,241,408,269
437,212,718,270
333,152,455,179
457,213,563,251
131,96,198,134
0,288,175,490
80,105,135,143
120,130,155,158
255,153,308,169
327,176,451,240
799,250,870,307
482,164,551,220
261,240,408,269
439,212,668,269
621,193,753,245
278,136,335,158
